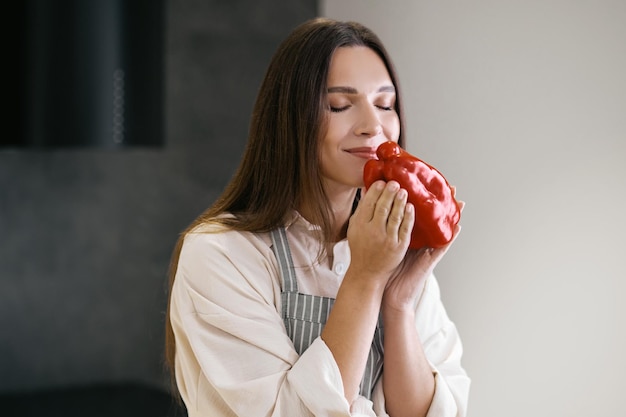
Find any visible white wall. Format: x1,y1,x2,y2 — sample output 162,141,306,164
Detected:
322,1,626,416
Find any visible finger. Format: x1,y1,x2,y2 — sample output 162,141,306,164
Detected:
355,180,386,221
450,224,462,242
430,224,462,260
410,224,462,272
386,188,408,237
397,202,415,244
373,181,400,225
412,244,448,275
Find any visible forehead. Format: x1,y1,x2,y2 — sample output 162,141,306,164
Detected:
327,46,393,89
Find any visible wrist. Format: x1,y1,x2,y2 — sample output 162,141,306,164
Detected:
342,267,388,297
382,303,416,323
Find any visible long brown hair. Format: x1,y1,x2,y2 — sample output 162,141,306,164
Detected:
164,17,406,390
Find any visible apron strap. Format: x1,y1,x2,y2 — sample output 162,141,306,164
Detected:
270,227,299,293
270,227,298,331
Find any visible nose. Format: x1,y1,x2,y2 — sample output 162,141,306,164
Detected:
354,104,383,137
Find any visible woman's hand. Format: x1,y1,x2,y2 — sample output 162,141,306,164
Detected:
347,180,415,283
382,198,464,314
324,181,414,403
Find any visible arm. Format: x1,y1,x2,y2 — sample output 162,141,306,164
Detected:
170,228,350,416
382,306,435,417
381,228,470,417
381,248,440,417
322,180,415,406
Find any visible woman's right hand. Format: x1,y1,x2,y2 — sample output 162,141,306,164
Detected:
347,180,415,282
325,180,414,402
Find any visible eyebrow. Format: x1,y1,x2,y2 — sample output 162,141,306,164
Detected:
327,85,396,94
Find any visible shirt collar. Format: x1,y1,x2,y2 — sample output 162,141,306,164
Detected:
284,211,350,247
284,210,322,232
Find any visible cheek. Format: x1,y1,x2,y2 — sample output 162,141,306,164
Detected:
321,120,340,152
384,114,401,141
326,114,353,137
319,133,339,175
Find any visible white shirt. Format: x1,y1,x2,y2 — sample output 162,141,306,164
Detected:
169,212,470,416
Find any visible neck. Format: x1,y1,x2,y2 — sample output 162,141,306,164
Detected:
298,185,358,243
330,190,357,241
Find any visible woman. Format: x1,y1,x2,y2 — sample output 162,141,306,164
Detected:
166,17,470,417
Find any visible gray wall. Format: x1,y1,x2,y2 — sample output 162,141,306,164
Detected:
1,0,317,392
323,1,626,416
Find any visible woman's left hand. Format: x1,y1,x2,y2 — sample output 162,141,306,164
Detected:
382,200,464,314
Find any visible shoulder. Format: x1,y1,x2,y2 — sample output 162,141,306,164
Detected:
176,219,280,300
180,221,275,275
184,221,269,252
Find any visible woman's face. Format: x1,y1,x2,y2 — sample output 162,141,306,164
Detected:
319,46,400,191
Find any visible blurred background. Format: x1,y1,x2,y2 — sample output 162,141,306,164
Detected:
2,0,624,416
2,0,316,415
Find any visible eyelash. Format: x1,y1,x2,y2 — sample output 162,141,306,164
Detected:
329,105,394,113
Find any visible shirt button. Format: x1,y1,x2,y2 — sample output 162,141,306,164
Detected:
334,262,346,275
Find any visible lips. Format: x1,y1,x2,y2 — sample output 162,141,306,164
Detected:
345,147,378,160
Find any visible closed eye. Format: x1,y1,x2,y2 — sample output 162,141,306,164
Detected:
330,105,350,113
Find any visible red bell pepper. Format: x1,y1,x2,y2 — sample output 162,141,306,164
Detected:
363,141,460,249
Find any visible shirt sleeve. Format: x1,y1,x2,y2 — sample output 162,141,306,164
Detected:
419,275,471,417
169,229,353,416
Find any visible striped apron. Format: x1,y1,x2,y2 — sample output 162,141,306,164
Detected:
270,227,384,399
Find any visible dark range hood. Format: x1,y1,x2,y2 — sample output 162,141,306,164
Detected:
12,0,164,149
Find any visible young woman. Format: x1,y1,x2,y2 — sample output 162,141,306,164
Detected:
165,17,470,417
